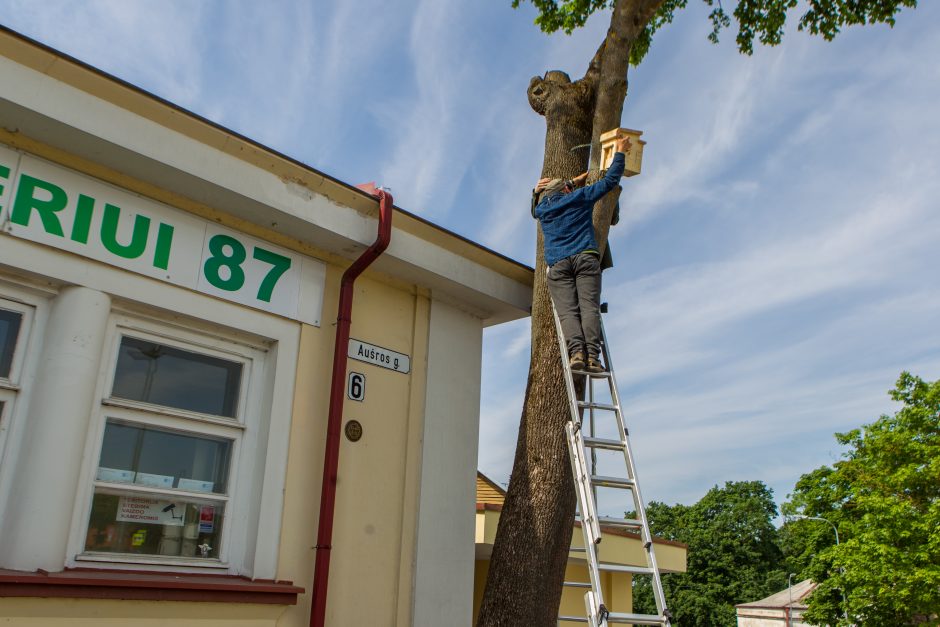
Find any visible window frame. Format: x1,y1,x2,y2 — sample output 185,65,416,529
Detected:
102,325,255,427
70,312,270,571
0,291,38,472
0,295,35,390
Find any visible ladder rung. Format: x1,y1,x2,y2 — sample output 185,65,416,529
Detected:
562,581,592,588
575,513,643,531
568,546,587,553
598,563,654,576
570,368,611,379
582,436,624,450
597,516,643,529
606,612,668,625
558,616,589,623
590,475,635,489
572,513,601,540
577,401,618,412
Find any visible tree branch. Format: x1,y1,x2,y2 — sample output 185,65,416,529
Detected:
583,38,606,86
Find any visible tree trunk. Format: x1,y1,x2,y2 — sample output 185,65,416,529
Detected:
476,70,595,627
477,2,665,624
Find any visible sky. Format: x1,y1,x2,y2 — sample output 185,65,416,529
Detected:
1,0,937,515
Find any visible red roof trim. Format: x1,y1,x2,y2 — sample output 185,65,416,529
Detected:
0,568,303,605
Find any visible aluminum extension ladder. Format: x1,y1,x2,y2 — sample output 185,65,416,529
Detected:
552,303,672,627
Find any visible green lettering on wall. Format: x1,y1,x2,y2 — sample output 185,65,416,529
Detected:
203,234,246,291
152,222,175,270
253,247,292,303
100,203,150,259
70,194,96,244
10,174,68,236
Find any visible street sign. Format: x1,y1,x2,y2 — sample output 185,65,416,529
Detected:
347,371,365,401
348,338,410,374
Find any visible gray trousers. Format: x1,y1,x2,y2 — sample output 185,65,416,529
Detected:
547,252,602,358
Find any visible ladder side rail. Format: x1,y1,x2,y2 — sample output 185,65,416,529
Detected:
621,430,670,618
554,301,609,625
598,318,627,452
584,590,602,627
600,319,671,624
588,375,599,513
552,301,603,551
553,303,602,542
566,423,606,612
566,423,603,546
552,302,584,429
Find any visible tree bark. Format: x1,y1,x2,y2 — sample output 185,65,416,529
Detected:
477,70,595,627
477,1,667,624
590,0,663,256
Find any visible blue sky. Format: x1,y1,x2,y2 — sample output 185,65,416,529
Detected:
1,0,937,513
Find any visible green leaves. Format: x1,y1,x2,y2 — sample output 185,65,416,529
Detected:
732,0,800,54
632,0,689,65
511,0,614,34
799,0,919,40
633,481,788,625
513,0,918,62
784,372,940,626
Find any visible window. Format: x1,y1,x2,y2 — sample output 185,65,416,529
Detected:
0,295,34,466
111,337,242,417
80,320,263,567
0,307,23,379
87,421,232,559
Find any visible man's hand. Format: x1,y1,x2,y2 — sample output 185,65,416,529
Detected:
535,177,553,193
571,171,589,186
615,136,632,155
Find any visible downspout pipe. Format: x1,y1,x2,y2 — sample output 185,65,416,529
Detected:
310,188,393,627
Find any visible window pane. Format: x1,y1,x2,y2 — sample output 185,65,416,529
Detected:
85,491,224,560
97,421,231,494
0,309,23,378
111,336,242,417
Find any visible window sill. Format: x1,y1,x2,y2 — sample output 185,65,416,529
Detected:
76,552,229,570
0,568,304,605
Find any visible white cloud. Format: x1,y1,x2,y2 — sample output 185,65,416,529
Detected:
0,0,209,106
374,0,477,217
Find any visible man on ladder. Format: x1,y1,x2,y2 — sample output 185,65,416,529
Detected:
533,135,632,373
535,134,672,626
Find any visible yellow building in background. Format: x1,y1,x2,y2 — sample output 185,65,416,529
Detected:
473,473,687,623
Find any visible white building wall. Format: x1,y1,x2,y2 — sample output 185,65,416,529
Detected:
737,607,810,626
412,298,483,626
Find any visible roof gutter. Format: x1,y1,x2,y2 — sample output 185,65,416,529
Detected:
310,188,393,627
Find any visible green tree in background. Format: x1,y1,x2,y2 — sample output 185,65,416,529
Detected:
776,504,833,582
633,481,787,625
479,0,921,620
783,372,940,626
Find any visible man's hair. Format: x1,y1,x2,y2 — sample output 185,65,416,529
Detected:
536,178,571,203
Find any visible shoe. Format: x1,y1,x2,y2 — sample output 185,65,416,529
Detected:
569,351,586,370
586,356,606,374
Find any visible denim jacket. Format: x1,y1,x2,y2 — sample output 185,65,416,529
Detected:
534,152,625,266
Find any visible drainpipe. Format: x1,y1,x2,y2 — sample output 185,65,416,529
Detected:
310,187,393,627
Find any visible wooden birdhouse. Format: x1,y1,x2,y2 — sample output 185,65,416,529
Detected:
599,128,646,177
